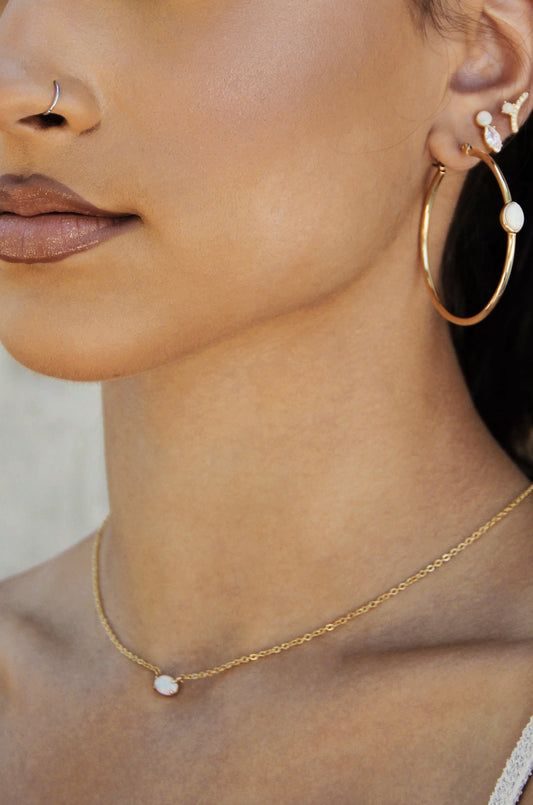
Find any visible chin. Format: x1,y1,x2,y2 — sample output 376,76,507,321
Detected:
0,306,232,383
0,291,183,381
0,322,168,382
1,337,124,382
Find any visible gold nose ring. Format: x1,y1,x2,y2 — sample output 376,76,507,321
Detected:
43,81,60,115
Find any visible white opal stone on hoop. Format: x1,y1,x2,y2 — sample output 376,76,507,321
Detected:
475,110,503,153
500,201,525,234
154,675,180,697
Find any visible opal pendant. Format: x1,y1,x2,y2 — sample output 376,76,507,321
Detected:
153,675,180,697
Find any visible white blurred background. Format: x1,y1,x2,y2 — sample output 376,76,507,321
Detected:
0,347,108,579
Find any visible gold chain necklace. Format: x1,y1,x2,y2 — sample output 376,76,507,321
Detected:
92,484,533,698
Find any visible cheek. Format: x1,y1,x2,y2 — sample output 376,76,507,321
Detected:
130,1,437,291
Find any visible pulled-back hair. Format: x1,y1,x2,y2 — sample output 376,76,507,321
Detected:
413,0,533,479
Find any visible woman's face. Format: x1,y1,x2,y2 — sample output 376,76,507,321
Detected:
0,0,450,380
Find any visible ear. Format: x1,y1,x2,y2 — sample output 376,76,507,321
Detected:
428,0,533,172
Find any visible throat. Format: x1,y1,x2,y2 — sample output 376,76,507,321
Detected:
98,294,526,674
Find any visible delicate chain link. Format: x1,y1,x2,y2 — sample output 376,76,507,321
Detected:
92,483,533,684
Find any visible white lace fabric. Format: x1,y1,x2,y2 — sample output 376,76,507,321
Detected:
489,717,533,804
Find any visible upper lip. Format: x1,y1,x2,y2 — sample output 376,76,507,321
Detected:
0,174,134,218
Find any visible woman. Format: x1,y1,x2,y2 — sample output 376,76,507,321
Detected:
0,0,531,801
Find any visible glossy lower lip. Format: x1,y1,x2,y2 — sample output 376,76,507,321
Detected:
0,212,139,264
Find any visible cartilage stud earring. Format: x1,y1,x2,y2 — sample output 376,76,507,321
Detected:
475,110,502,153
501,92,529,134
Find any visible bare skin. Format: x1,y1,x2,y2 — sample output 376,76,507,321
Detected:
0,0,532,802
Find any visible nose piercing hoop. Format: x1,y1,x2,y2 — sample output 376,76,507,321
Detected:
43,81,60,115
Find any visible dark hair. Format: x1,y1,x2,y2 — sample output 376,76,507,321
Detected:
413,0,533,480
442,114,533,480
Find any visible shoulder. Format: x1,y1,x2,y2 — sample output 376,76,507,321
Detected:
0,534,112,798
0,534,96,697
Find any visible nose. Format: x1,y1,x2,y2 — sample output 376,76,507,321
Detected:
0,0,101,140
0,70,102,137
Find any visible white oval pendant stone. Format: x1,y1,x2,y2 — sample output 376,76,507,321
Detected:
154,675,179,697
501,201,525,233
484,125,502,153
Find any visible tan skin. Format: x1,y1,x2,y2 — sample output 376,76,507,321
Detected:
0,0,532,801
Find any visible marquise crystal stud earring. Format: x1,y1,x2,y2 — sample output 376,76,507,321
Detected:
475,110,503,153
501,92,529,134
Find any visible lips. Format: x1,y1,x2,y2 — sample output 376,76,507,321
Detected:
0,174,139,263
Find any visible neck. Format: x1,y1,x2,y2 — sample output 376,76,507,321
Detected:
100,263,523,673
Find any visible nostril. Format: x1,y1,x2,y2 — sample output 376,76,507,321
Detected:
19,112,67,130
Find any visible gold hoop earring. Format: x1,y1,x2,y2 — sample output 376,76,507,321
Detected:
420,143,524,327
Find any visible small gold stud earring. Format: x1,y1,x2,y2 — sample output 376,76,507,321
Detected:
475,110,503,153
501,92,529,134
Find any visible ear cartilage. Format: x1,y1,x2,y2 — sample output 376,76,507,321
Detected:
501,92,529,134
475,111,503,153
